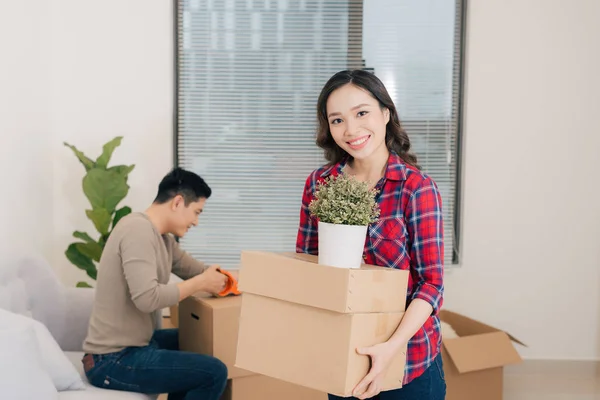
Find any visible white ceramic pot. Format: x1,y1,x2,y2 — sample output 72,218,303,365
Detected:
317,221,368,269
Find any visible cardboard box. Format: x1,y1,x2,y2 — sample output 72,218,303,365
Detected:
440,310,525,400
221,375,327,400
179,293,253,379
235,251,410,397
169,305,179,328
239,251,409,313
236,293,406,396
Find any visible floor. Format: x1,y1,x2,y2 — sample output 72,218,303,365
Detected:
158,359,599,399
503,359,599,400
159,317,599,399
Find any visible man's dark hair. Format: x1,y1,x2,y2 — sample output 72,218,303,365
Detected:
153,167,212,205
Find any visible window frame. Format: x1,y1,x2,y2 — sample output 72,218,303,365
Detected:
172,0,468,266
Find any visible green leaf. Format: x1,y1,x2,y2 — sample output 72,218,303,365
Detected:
99,234,109,247
73,231,94,243
108,164,135,177
112,206,132,230
86,208,112,235
76,281,93,288
75,241,103,262
64,142,95,171
82,168,129,213
95,136,123,169
65,243,97,280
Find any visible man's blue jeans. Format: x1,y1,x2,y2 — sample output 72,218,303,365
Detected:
328,353,446,400
83,328,228,400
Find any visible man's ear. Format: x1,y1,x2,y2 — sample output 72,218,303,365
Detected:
171,195,184,210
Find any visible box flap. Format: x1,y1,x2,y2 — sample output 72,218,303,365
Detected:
443,331,522,373
439,310,527,347
505,332,527,347
238,251,407,313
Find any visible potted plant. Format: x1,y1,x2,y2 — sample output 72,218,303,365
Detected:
308,172,380,268
63,136,135,287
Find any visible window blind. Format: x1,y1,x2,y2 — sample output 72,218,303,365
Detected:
176,0,465,269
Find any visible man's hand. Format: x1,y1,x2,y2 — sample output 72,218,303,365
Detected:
177,265,227,300
352,341,406,399
197,265,228,294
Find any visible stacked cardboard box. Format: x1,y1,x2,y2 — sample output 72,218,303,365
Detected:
178,291,326,400
234,251,410,397
176,255,524,399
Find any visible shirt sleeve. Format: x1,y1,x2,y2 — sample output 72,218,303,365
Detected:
405,176,445,315
295,173,319,255
170,236,208,280
120,226,180,313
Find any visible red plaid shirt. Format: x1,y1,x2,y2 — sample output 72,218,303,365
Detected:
296,151,444,385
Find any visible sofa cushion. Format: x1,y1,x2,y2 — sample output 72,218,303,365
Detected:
0,316,58,399
63,352,158,400
0,308,86,391
0,255,68,340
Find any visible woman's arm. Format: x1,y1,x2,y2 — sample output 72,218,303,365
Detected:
296,173,319,254
353,176,445,399
389,175,445,343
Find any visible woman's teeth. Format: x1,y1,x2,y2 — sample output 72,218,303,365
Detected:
351,137,367,145
348,135,370,147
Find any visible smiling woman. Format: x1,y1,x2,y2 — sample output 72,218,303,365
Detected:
316,71,418,179
296,69,446,400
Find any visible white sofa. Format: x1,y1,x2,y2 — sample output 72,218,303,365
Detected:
0,255,157,399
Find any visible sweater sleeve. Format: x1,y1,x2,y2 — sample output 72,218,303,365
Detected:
170,236,208,280
120,226,180,313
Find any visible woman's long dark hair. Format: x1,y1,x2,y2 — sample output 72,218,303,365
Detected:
316,69,419,169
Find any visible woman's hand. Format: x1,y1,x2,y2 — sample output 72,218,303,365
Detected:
351,299,433,398
352,341,406,399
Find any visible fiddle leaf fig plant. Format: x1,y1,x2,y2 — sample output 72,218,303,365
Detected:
64,136,135,287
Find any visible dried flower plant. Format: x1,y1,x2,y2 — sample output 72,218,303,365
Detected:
308,172,380,226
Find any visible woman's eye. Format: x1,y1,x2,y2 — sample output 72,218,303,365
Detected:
330,118,342,125
357,111,368,117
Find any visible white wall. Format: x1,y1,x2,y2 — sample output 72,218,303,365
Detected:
0,2,54,260
443,0,600,361
49,0,174,285
2,0,599,360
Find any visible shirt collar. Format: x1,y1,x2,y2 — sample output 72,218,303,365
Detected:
320,151,407,181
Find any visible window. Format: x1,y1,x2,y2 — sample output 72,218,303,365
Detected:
175,0,465,268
